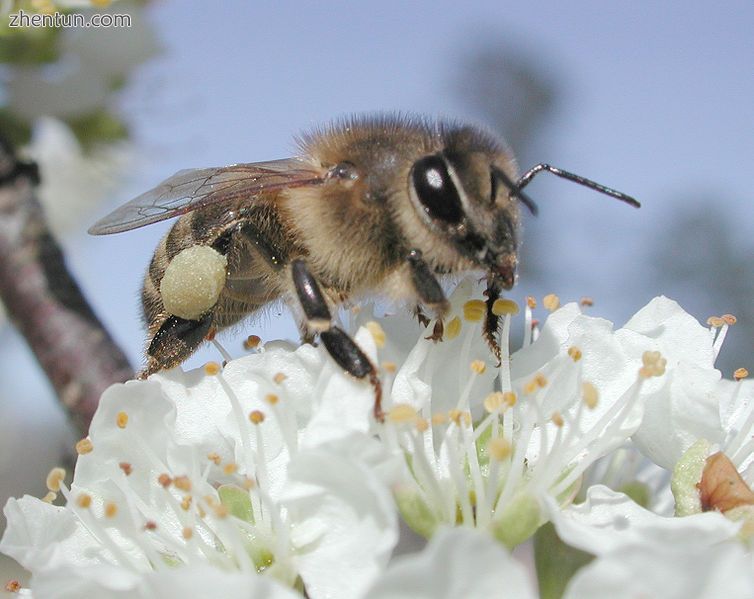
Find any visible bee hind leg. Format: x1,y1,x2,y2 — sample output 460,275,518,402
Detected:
291,258,383,422
139,313,214,378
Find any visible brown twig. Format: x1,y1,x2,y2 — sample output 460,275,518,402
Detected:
0,137,133,435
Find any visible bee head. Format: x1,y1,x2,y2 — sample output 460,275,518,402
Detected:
407,126,530,290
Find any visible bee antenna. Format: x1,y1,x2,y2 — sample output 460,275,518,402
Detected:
492,166,539,216
516,164,641,209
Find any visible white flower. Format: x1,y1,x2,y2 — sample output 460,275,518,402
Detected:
1,330,398,599
381,285,667,547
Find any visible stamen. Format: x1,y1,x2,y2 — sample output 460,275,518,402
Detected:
579,297,594,307
42,492,56,503
174,476,192,492
46,467,66,491
211,338,233,364
526,296,537,309
388,404,419,424
734,368,749,381
382,361,397,373
207,452,222,465
488,437,512,461
365,321,386,348
582,382,599,409
204,362,222,376
223,463,238,475
76,493,92,509
158,474,172,488
568,346,582,362
264,393,279,405
445,316,462,340
75,438,93,455
492,299,519,316
5,580,21,593
104,502,118,518
470,360,486,375
249,411,265,424
463,299,486,322
273,372,287,384
243,335,262,350
543,294,560,312
116,411,129,429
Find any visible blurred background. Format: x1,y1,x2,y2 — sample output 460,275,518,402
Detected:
0,0,752,584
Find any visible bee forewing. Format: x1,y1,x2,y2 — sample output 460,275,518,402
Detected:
88,158,325,235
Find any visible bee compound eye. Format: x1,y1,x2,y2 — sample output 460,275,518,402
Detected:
411,155,463,225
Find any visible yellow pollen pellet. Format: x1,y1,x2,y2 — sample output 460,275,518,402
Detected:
181,496,192,511
76,494,92,509
387,404,418,424
568,346,582,362
214,504,229,519
249,410,265,424
543,294,560,312
484,391,505,413
580,296,594,307
174,476,192,492
158,473,172,488
492,298,519,316
204,361,221,375
431,412,448,425
105,502,118,518
207,452,222,465
144,520,158,531
223,462,238,475
42,492,57,503
382,361,397,373
46,467,66,491
416,418,429,433
273,372,287,384
582,381,599,408
116,411,128,429
463,299,486,322
75,438,93,455
551,412,564,427
444,316,462,340
265,393,279,405
182,527,194,540
535,373,548,388
722,314,737,325
526,296,537,309
365,321,386,348
5,580,21,593
243,335,262,350
470,360,487,374
488,437,512,461
734,368,749,381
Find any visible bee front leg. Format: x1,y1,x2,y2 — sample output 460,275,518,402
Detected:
406,249,449,342
291,259,383,421
141,314,214,377
483,282,503,365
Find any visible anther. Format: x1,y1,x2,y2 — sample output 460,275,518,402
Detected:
543,294,560,312
721,314,737,325
213,504,229,519
249,410,265,424
445,316,462,340
416,418,429,433
181,496,192,511
243,335,262,350
492,298,519,316
488,437,512,461
223,463,238,475
158,473,172,488
365,321,386,348
706,316,724,328
104,502,118,518
582,382,599,409
431,412,448,425
551,412,564,427
46,467,66,491
734,368,749,381
5,580,21,593
118,462,133,476
207,452,222,465
568,346,582,361
387,404,419,424
204,361,222,375
470,360,487,374
116,411,128,429
42,492,56,503
75,438,93,455
273,372,287,384
182,527,194,540
535,373,548,388
580,297,594,307
382,361,397,373
463,299,486,322
484,392,506,413
526,296,537,309
265,393,279,405
144,520,158,531
174,475,192,492
76,494,92,509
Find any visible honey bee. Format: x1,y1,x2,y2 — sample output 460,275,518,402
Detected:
90,115,639,419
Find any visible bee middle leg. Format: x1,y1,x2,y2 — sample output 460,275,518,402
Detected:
290,258,383,421
406,249,449,342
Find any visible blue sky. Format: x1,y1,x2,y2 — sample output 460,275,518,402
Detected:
1,0,752,498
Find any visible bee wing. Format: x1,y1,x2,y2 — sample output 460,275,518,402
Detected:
88,158,325,235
